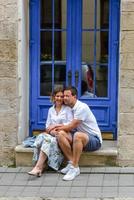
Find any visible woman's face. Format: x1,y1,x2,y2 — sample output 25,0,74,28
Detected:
54,91,64,106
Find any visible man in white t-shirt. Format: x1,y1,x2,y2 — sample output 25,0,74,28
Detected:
56,86,102,181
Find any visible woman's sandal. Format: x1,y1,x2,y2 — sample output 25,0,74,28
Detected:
28,170,42,177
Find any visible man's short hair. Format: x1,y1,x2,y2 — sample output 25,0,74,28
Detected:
64,86,78,96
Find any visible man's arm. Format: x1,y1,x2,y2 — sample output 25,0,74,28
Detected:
55,119,81,132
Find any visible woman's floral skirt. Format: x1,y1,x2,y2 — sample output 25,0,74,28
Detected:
33,133,64,171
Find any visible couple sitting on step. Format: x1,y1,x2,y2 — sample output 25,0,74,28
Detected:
28,86,102,181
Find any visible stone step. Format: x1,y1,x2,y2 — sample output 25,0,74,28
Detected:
15,141,118,167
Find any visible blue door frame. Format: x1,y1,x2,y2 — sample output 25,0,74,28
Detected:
29,0,120,139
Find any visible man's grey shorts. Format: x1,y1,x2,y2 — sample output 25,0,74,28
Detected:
84,134,101,151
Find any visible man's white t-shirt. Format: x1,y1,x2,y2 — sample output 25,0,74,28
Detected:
72,100,102,144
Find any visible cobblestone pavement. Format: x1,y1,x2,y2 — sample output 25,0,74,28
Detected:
0,167,134,198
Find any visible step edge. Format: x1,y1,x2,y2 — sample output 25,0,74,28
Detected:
15,144,118,156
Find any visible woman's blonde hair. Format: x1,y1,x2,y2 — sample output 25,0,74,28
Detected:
50,86,64,103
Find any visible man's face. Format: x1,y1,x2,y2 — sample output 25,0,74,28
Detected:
64,90,76,107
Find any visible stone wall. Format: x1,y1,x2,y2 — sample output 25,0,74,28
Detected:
0,0,18,165
118,0,134,166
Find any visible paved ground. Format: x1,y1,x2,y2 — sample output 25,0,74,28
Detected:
1,167,134,199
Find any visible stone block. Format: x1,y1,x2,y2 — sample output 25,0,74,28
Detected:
0,113,18,133
0,131,17,148
120,70,134,88
119,88,134,113
0,21,17,40
118,135,134,161
122,0,134,12
121,12,134,30
120,31,134,53
4,4,17,21
0,130,17,149
0,147,15,166
0,62,16,78
79,154,117,166
0,0,17,5
118,159,134,166
0,98,17,112
15,146,33,167
120,53,134,69
0,5,4,21
0,40,17,62
0,79,17,98
119,113,134,134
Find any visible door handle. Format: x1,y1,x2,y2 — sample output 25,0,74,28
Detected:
68,70,72,86
75,70,79,87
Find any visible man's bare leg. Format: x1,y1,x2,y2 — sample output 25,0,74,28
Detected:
72,132,89,167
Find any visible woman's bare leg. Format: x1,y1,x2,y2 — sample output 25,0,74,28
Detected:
57,131,73,162
28,151,47,175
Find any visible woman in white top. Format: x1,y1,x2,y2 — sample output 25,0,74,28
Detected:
28,86,73,177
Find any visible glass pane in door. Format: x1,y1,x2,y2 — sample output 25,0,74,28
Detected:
40,64,52,96
96,65,108,97
41,31,52,61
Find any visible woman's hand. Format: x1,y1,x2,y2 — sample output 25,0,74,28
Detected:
46,124,63,133
46,125,56,133
55,125,65,131
49,129,58,137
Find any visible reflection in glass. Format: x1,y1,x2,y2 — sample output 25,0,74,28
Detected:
54,64,66,87
41,0,52,29
61,32,66,60
96,65,108,97
100,31,109,63
82,32,94,63
54,32,66,60
82,32,108,64
82,0,109,29
81,30,108,97
57,0,66,29
41,0,66,29
82,0,94,29
81,64,108,98
40,63,66,96
81,65,97,98
100,0,109,29
41,31,66,61
95,31,109,63
41,32,52,61
40,65,52,96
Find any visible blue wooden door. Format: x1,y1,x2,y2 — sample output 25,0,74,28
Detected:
30,0,120,139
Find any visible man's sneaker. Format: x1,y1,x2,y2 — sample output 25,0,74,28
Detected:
60,163,72,174
63,166,80,181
